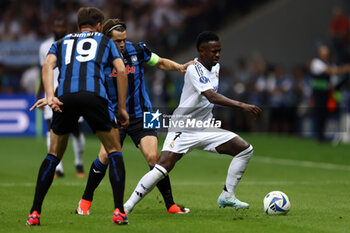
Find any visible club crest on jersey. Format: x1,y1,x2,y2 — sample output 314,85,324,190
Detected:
131,55,138,63
199,76,209,84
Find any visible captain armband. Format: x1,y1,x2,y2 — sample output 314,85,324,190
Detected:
146,53,159,66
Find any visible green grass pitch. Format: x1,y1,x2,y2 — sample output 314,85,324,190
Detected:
0,134,350,233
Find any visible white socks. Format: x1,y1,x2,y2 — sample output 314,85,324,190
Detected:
72,133,85,166
45,131,50,151
124,164,168,210
224,145,253,195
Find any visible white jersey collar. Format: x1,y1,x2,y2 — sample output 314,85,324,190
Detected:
194,58,219,73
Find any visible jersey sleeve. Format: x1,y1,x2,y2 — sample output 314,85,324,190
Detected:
138,42,159,66
47,42,58,57
186,64,214,93
138,42,152,62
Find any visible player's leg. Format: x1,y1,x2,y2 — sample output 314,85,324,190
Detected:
44,106,64,178
138,136,176,208
77,143,108,215
138,136,158,166
77,126,127,215
107,143,126,215
101,128,126,213
124,131,197,213
96,129,128,224
215,135,253,209
72,119,86,178
81,91,127,224
138,135,189,213
27,95,82,225
124,150,182,213
27,130,69,225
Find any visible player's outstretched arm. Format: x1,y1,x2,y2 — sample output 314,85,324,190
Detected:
42,54,63,112
325,64,350,75
202,89,262,119
154,56,195,73
113,57,129,128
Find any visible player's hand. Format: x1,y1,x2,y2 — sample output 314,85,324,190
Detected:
29,98,47,112
179,60,196,73
242,103,262,119
47,97,63,113
118,108,129,129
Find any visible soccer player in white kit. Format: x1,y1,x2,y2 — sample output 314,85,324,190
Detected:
123,31,261,213
37,17,86,178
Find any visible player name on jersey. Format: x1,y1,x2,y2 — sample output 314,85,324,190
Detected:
68,32,101,37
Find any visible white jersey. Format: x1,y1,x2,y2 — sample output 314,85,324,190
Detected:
39,36,59,88
171,59,220,126
162,60,237,153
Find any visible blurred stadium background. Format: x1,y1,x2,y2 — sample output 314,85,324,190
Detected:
0,0,350,143
1,1,350,232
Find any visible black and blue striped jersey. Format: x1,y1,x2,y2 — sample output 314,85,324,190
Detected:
48,30,121,100
104,41,153,119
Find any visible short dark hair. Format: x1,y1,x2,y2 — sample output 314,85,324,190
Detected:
102,18,127,37
196,31,219,51
77,7,104,29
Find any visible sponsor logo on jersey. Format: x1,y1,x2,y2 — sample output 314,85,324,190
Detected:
199,76,209,84
109,65,136,77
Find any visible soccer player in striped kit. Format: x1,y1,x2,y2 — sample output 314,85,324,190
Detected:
26,7,130,226
38,16,86,179
76,18,193,215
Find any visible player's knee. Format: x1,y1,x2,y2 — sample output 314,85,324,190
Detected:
145,152,159,166
157,152,180,172
98,151,109,164
236,144,254,159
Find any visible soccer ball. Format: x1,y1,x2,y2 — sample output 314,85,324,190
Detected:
263,191,290,215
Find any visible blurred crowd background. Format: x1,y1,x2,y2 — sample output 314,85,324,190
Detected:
1,0,350,142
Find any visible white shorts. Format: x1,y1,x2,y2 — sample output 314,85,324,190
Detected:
162,128,237,154
43,105,83,123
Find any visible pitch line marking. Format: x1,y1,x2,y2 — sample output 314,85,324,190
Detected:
252,156,350,171
190,153,350,171
1,180,350,187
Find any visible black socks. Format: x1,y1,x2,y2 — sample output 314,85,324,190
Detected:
30,154,60,214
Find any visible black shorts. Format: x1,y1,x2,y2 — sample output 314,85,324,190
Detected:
118,117,157,147
51,92,113,135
